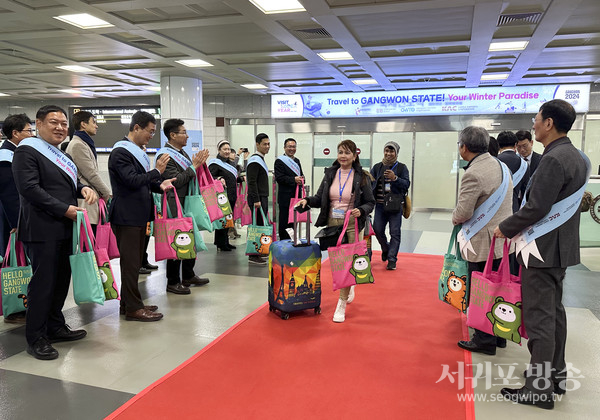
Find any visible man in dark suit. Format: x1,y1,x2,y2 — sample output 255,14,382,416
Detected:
495,100,588,409
274,138,304,240
246,133,271,265
516,130,542,174
12,105,98,360
0,114,34,324
496,131,530,213
109,111,174,322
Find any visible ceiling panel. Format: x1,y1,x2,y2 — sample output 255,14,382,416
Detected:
377,55,469,76
238,61,333,82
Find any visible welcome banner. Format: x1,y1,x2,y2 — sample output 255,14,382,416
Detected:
271,84,590,118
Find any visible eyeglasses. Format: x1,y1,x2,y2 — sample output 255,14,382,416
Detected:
143,127,156,137
20,129,35,134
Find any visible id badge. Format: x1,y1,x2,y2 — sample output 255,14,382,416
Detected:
384,183,391,193
332,208,346,219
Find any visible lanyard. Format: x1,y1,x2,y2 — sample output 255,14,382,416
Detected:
338,168,353,202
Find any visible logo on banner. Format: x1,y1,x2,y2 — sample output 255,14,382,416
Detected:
323,148,330,155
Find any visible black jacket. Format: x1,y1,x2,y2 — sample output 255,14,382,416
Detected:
246,154,269,204
529,151,542,175
160,143,196,216
497,150,530,213
108,139,163,227
209,154,241,206
370,161,411,198
274,156,304,205
12,143,86,241
0,140,19,229
306,161,375,232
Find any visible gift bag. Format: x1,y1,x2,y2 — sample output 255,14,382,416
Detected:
184,177,213,232
467,238,527,345
197,163,225,222
1,233,32,317
183,211,209,253
438,225,470,313
154,189,196,261
212,213,235,230
328,212,373,291
70,211,105,305
240,182,253,227
233,183,246,221
81,212,120,301
288,181,311,223
245,208,274,256
96,198,120,259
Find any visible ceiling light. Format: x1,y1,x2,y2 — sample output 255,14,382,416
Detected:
488,41,528,51
249,0,305,14
175,59,212,67
352,79,377,85
57,65,95,73
0,93,10,97
318,52,354,61
54,13,113,29
145,86,161,91
481,73,509,80
59,89,83,94
241,84,267,89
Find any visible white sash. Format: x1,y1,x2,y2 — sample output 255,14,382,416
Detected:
457,160,511,256
209,158,238,178
247,154,269,175
276,155,301,176
0,149,14,163
512,158,528,186
113,140,150,172
19,137,78,187
514,150,592,267
156,146,192,169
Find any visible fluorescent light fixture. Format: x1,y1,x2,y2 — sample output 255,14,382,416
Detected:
54,13,113,29
175,59,212,67
241,84,267,89
249,0,305,14
489,41,528,51
318,52,354,61
0,93,10,97
59,89,82,94
352,79,377,85
57,65,94,73
145,86,161,92
481,73,509,80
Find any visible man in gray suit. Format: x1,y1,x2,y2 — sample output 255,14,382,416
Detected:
495,100,588,409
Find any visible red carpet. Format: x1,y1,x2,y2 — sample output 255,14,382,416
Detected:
107,253,473,420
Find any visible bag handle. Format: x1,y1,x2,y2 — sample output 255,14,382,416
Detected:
73,210,94,255
482,237,518,282
2,232,14,268
448,225,465,261
336,211,360,247
253,206,270,227
98,198,108,225
162,187,184,219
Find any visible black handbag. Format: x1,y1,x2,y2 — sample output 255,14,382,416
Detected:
315,225,347,250
383,193,404,213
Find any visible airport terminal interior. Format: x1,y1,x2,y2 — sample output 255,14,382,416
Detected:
1,0,600,418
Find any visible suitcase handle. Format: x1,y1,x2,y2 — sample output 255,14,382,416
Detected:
292,204,311,247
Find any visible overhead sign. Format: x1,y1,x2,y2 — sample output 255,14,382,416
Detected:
271,84,590,118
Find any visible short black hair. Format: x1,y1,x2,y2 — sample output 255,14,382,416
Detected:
488,136,499,157
539,99,576,134
515,130,532,142
36,105,67,121
72,111,95,131
129,111,156,132
496,131,518,148
163,118,184,138
2,113,32,139
284,138,296,147
256,133,269,144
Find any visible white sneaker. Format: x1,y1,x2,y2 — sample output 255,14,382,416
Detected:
347,285,355,304
333,298,347,323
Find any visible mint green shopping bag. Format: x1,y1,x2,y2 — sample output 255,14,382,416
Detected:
184,177,213,232
438,225,470,313
70,211,105,305
1,232,32,316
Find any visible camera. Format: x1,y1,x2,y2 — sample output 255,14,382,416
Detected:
241,147,249,153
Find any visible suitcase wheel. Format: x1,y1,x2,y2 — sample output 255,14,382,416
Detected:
314,307,321,315
281,312,290,320
268,305,274,312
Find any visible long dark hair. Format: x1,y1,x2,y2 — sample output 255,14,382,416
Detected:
334,139,373,183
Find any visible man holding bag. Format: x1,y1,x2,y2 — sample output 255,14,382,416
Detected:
158,118,209,295
274,138,304,241
12,105,98,360
494,100,589,409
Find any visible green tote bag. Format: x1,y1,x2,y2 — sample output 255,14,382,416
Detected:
184,177,214,232
70,211,105,305
1,232,32,317
438,225,470,313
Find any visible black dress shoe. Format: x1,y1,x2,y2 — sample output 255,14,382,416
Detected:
139,267,152,275
226,244,237,250
522,370,566,395
143,263,159,270
120,305,158,315
27,337,59,360
217,246,232,252
496,338,507,348
48,325,87,343
166,283,191,294
182,276,210,287
3,311,26,324
381,251,388,262
457,340,496,355
500,387,554,410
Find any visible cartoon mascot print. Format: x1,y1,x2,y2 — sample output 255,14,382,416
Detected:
99,262,119,300
486,296,523,344
443,271,467,312
217,192,231,216
253,233,272,255
349,254,374,284
171,229,196,259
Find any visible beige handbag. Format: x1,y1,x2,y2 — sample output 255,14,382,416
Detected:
402,195,412,219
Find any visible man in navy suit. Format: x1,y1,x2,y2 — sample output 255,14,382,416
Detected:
496,131,530,213
516,130,542,174
0,113,34,324
13,105,98,360
108,111,174,322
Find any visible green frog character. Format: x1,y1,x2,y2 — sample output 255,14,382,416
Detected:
99,263,118,299
349,254,374,284
171,229,196,259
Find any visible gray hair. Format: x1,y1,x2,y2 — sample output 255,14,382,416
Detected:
458,126,489,154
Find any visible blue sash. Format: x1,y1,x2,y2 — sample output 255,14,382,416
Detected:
514,150,592,267
156,146,192,169
512,158,528,186
247,154,269,175
209,158,238,178
19,137,78,187
0,149,14,163
113,140,150,172
457,160,511,256
276,155,301,176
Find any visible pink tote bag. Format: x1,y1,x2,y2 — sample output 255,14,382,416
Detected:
466,237,527,345
233,183,246,221
197,163,224,222
328,212,373,291
153,189,196,261
96,198,120,259
240,182,253,226
288,180,310,223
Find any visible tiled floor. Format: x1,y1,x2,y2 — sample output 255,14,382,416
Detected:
1,211,599,419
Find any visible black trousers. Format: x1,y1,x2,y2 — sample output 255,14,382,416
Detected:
166,259,196,285
112,225,146,312
23,239,72,345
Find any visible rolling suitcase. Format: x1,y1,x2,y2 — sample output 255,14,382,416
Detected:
268,209,321,319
